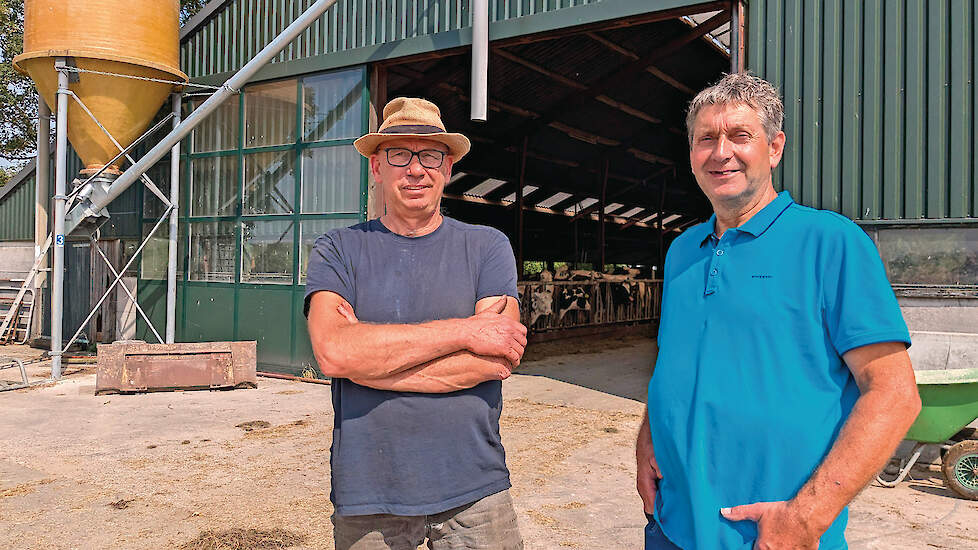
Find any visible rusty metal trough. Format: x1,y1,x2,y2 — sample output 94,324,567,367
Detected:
95,341,257,395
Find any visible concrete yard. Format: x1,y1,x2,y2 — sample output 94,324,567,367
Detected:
2,337,977,549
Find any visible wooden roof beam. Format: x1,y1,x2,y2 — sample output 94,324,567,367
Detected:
504,10,730,146
467,135,649,184
443,193,653,228
441,84,675,167
493,47,668,127
584,31,696,95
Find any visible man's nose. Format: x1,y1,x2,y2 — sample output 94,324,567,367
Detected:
406,156,426,176
710,136,732,161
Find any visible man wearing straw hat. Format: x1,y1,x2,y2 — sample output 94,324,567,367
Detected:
305,97,525,549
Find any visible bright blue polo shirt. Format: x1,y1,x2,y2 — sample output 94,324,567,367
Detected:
648,191,910,549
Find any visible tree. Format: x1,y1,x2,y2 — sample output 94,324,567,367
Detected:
0,0,32,185
0,0,209,186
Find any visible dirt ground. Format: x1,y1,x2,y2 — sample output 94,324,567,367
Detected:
2,338,977,549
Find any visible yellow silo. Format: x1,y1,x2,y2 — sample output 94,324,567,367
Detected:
13,0,188,174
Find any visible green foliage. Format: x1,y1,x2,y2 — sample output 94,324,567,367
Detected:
180,0,208,24
0,0,35,172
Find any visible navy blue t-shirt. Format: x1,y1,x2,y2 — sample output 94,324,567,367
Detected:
304,216,519,516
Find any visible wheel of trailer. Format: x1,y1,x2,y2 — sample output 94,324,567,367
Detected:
942,440,978,500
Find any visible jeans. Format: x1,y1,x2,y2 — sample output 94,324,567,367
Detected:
646,514,682,550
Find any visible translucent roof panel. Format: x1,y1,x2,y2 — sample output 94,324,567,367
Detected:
604,202,624,214
566,197,598,213
641,213,659,223
535,192,573,209
501,185,539,202
619,207,645,218
662,214,682,225
463,178,507,197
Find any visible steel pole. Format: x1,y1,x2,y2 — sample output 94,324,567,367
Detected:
165,93,181,343
33,93,51,341
64,0,342,235
51,58,69,379
470,0,489,121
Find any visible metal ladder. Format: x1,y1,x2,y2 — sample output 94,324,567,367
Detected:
0,235,51,344
0,286,34,344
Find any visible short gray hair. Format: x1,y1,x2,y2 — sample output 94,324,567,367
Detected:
685,72,784,145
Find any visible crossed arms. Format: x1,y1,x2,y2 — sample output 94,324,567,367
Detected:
307,291,527,393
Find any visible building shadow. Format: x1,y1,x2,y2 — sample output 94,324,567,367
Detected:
516,335,657,403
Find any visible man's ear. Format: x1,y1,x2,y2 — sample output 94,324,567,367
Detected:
369,153,382,181
769,131,786,170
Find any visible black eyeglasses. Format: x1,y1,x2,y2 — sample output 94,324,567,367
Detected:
384,148,447,169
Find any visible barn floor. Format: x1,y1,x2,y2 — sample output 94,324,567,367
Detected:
1,337,977,549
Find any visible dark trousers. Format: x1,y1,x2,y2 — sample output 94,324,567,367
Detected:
645,514,682,550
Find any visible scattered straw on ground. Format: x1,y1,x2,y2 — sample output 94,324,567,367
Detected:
235,420,271,431
0,478,54,498
177,528,305,550
243,419,311,440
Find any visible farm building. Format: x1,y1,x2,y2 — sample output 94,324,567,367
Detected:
1,0,976,374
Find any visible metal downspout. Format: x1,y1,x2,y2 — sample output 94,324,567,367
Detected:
166,93,181,343
470,0,489,121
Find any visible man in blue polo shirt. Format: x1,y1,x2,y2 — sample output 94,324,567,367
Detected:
637,73,921,549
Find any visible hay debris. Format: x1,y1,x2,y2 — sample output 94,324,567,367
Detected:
235,420,271,431
178,528,305,550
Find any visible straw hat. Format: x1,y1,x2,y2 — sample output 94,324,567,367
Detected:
354,97,471,160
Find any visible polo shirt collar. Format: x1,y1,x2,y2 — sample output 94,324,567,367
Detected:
698,191,794,247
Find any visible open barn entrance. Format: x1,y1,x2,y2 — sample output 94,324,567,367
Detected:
375,2,734,335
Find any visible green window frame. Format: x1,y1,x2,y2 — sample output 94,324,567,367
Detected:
136,65,368,373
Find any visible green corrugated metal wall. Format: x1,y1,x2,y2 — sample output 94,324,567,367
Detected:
0,173,36,241
748,0,976,221
0,147,141,243
181,0,601,79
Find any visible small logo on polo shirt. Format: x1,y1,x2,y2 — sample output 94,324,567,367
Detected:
751,274,773,279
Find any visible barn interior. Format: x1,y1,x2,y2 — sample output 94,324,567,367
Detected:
377,2,733,277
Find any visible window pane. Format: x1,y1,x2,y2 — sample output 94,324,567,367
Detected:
190,157,238,217
877,227,978,285
245,79,298,148
189,222,236,282
191,98,239,153
142,157,185,220
301,146,361,213
140,223,185,280
299,218,356,283
242,220,294,284
243,151,295,215
303,69,363,142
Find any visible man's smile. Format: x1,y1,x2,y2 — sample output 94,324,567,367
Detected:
708,169,741,178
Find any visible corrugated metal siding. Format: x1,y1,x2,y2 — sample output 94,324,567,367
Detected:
0,147,141,242
0,174,36,242
180,0,601,79
748,0,976,220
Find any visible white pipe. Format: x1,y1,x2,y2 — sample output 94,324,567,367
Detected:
470,0,489,121
51,58,69,379
63,0,342,235
33,93,51,340
166,93,181,343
